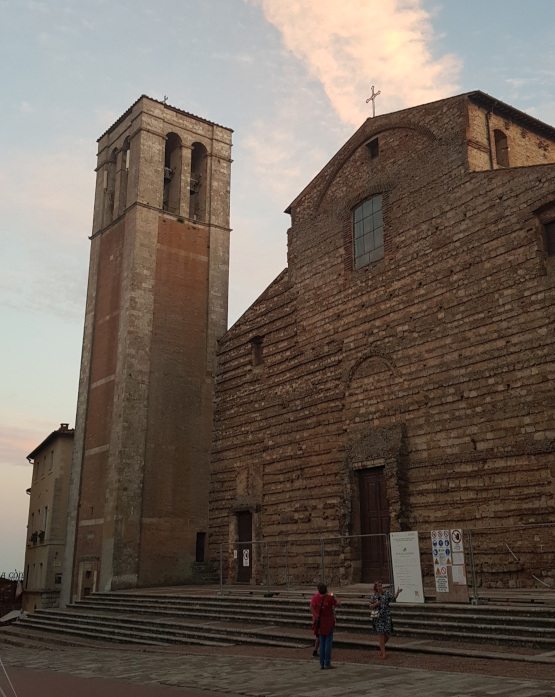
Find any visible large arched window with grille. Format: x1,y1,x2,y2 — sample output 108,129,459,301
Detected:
353,195,384,270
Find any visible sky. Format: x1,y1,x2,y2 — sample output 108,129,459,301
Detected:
2,0,555,576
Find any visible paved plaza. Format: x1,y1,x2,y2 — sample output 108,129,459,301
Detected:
0,644,553,697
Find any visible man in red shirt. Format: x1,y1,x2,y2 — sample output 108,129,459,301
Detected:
310,583,340,669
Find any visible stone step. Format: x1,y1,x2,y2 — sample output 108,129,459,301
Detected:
67,596,555,632
88,591,555,615
20,612,308,649
12,610,555,653
27,604,555,650
14,591,555,652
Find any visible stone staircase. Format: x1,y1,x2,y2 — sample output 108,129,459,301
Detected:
2,590,555,652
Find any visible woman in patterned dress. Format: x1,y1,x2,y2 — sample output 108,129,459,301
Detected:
369,580,402,659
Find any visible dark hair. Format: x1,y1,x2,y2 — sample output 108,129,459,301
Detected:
317,583,328,595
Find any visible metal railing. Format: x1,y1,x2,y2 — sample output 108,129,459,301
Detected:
216,522,554,597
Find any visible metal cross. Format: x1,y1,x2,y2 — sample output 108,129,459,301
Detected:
163,95,168,104
366,86,381,118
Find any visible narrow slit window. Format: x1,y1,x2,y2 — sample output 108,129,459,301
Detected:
494,129,509,168
545,220,555,256
251,336,264,366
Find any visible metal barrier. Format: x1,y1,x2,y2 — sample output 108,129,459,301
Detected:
219,533,392,592
217,522,554,595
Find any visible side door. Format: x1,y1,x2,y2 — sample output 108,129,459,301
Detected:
236,511,252,583
359,468,390,583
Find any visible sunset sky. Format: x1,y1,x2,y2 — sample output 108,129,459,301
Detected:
2,0,555,574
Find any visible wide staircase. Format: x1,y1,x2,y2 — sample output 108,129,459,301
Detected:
2,588,555,655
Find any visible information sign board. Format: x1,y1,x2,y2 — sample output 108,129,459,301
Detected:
390,531,425,603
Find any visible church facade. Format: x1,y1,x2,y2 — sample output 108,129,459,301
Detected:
209,92,555,588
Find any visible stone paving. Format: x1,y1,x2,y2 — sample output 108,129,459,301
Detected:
0,645,553,697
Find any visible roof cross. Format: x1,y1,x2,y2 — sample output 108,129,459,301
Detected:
365,86,381,118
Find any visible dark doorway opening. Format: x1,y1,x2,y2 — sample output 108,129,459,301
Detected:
196,532,206,562
359,467,390,583
236,511,253,583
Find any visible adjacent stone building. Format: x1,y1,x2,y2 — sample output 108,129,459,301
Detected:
23,424,74,611
61,96,232,603
209,91,555,588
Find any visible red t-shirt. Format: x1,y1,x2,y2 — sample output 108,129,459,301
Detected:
310,592,337,636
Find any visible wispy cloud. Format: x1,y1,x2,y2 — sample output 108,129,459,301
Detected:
247,0,461,126
0,140,94,238
0,422,51,469
0,140,93,319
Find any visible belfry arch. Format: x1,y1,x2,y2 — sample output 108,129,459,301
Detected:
163,132,182,214
190,142,208,222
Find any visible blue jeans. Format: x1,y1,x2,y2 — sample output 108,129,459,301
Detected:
318,628,334,668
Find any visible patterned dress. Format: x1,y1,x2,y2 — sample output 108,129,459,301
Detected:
369,591,395,635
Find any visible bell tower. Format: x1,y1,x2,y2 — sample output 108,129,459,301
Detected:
62,97,232,601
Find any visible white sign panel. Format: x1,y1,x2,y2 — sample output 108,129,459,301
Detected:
435,573,449,592
390,531,425,604
450,528,464,552
242,549,250,567
452,564,467,585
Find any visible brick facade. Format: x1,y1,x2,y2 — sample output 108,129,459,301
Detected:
209,92,555,588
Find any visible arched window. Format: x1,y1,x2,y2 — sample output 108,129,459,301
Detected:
494,129,509,168
353,195,384,270
163,132,182,214
103,148,117,225
190,142,208,222
118,136,130,215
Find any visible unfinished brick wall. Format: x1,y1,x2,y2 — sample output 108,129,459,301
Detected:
210,92,555,589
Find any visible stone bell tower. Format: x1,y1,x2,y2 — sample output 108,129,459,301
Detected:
61,97,232,602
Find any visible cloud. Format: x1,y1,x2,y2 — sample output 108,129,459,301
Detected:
20,101,33,113
0,140,94,236
0,139,93,319
0,422,50,469
246,0,461,126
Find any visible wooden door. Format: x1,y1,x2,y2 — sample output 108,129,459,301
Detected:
236,511,252,583
359,468,390,583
